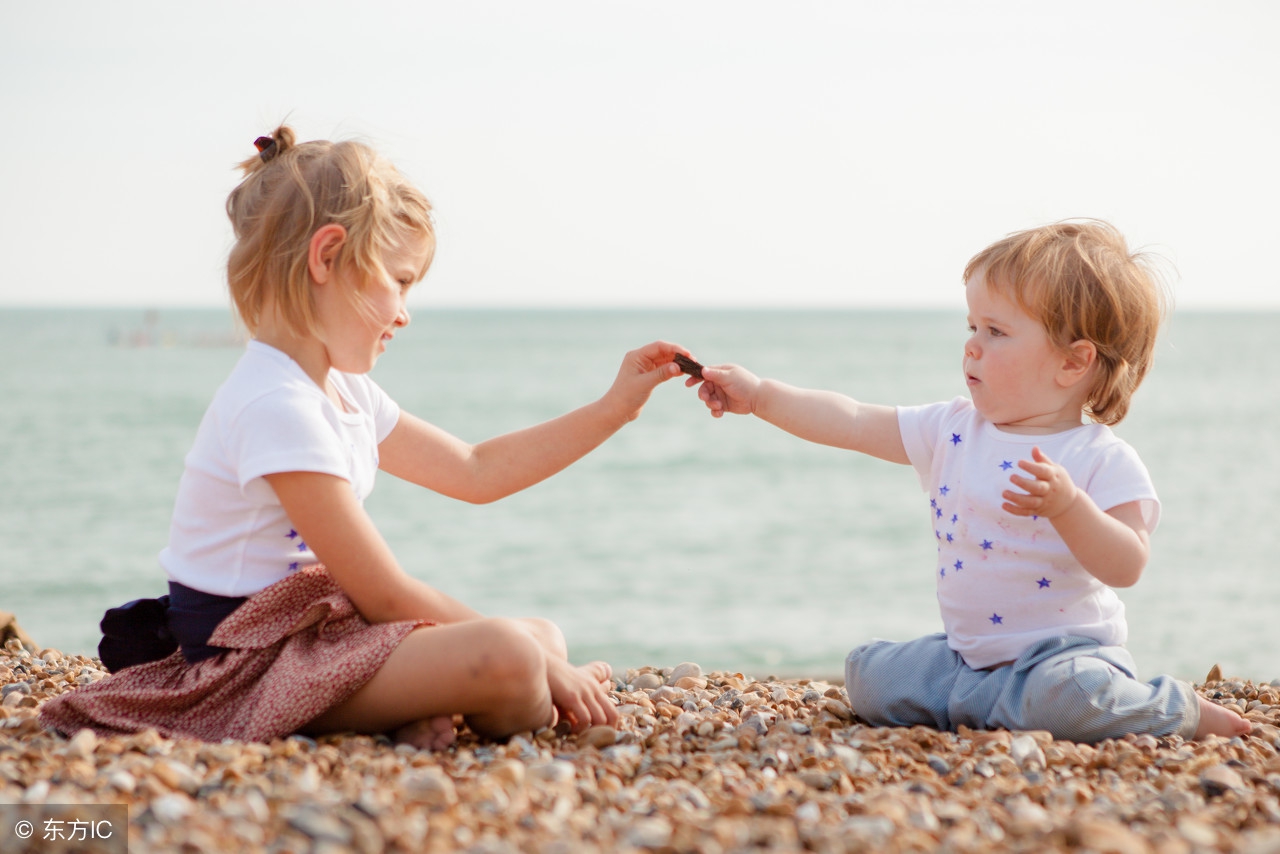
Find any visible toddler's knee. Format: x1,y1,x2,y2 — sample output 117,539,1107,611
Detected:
1012,658,1164,742
844,642,893,723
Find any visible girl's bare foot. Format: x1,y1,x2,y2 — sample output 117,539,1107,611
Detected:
581,661,612,685
1193,695,1252,739
394,715,458,750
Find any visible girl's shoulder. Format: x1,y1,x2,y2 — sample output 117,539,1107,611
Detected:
210,342,327,422
326,370,401,440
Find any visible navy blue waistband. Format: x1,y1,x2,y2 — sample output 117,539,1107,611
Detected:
97,582,248,672
167,581,248,663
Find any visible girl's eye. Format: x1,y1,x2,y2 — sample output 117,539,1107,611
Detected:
988,327,1004,337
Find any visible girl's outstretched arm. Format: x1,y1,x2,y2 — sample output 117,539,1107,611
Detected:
378,341,686,503
696,364,909,464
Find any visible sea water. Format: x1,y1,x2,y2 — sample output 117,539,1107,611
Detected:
1,308,1277,682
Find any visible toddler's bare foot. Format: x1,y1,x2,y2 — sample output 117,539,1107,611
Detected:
394,715,458,750
1193,695,1252,739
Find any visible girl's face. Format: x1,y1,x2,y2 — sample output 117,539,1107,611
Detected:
963,275,1084,432
318,230,432,375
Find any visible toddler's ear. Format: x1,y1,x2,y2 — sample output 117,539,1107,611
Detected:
1058,340,1097,387
307,223,349,285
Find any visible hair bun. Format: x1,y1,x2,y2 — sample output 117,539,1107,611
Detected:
253,135,278,162
239,125,296,174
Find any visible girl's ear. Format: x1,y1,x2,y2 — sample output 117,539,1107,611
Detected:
1058,339,1098,388
307,224,348,285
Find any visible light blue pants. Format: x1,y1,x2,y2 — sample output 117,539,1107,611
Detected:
844,633,1199,743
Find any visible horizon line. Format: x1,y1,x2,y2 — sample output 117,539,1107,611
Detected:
2,303,1278,314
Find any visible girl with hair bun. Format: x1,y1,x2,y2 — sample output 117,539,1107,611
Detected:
41,126,692,749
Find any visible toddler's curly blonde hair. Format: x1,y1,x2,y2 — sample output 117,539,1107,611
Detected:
964,220,1171,425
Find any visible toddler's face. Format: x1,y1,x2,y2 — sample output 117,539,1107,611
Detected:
962,275,1077,432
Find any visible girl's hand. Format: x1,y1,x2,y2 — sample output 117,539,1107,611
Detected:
546,658,618,733
695,364,762,418
1003,446,1080,518
601,341,688,424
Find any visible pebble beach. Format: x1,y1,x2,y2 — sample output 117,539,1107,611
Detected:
3,624,1280,853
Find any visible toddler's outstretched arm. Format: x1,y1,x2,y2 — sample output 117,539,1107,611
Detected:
695,364,908,464
1003,446,1150,587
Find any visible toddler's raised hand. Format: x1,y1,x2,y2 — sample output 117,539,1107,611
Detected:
695,364,761,418
1002,446,1080,519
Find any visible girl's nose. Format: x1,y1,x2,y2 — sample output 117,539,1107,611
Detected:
964,334,979,360
395,304,411,328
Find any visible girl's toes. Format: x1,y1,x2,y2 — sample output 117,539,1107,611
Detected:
583,661,612,683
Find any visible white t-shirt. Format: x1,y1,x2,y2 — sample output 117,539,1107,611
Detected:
897,397,1160,669
159,341,401,597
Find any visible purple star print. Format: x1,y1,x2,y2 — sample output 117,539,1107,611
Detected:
989,614,1003,625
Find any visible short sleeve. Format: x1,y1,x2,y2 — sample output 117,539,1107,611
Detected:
331,372,401,443
1082,440,1161,533
897,397,969,492
224,388,351,491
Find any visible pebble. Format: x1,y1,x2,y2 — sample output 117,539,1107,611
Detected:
5,636,1280,852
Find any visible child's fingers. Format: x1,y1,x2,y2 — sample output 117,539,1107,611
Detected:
1016,458,1055,480
1002,486,1041,505
1008,474,1049,495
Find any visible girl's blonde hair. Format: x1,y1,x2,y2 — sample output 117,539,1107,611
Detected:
964,220,1170,426
225,126,435,337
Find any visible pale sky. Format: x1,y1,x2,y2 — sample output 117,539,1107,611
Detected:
2,1,1277,309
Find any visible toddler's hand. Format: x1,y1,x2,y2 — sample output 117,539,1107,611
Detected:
1003,446,1080,519
695,364,761,418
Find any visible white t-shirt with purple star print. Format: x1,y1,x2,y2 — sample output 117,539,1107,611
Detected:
159,341,401,598
897,397,1160,670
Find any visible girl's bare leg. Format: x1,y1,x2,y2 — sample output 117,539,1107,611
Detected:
300,617,554,743
516,617,616,729
517,617,613,685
